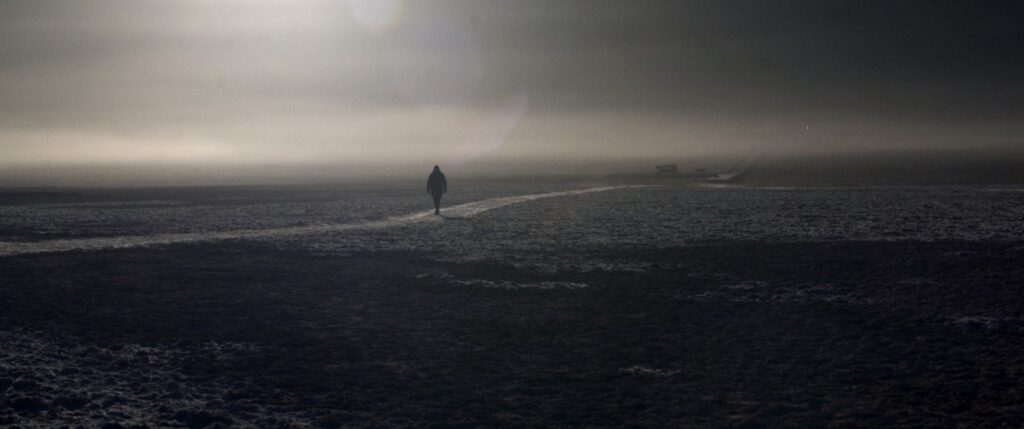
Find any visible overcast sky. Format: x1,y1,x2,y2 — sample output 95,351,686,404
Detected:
1,1,1022,177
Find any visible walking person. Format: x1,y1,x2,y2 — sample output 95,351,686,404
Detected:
427,165,447,215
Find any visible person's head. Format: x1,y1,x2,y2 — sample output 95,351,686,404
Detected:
433,165,440,172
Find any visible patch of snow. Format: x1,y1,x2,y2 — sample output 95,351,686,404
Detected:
415,272,589,290
675,281,885,305
619,366,680,377
950,316,1024,333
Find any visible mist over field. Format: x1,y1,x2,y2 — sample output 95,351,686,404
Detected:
2,1,1023,185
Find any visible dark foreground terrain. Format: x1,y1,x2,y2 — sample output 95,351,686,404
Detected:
2,240,1023,428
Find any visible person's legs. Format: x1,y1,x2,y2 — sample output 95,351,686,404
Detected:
432,193,441,214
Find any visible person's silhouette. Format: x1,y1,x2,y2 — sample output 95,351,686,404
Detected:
426,165,447,215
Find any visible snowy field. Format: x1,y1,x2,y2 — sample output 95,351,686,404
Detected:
2,180,1024,427
3,181,1024,254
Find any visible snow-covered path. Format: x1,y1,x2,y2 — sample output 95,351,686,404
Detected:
0,186,640,257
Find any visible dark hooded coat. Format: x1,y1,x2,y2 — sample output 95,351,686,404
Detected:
427,167,447,197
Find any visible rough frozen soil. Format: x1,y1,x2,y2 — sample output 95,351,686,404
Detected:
3,239,1024,428
2,184,1024,427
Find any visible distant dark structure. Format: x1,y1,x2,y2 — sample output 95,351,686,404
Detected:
426,165,447,215
606,149,762,184
655,164,678,175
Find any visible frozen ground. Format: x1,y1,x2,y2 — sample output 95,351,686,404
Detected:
284,183,1024,271
0,185,638,256
3,182,1024,257
0,180,597,242
2,180,1024,427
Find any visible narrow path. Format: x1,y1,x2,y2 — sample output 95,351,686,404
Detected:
0,186,642,256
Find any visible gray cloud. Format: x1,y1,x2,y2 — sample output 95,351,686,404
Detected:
1,0,1022,179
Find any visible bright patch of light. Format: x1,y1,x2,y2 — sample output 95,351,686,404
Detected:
346,0,402,31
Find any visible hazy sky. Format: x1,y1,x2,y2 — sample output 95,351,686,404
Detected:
1,1,1022,177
